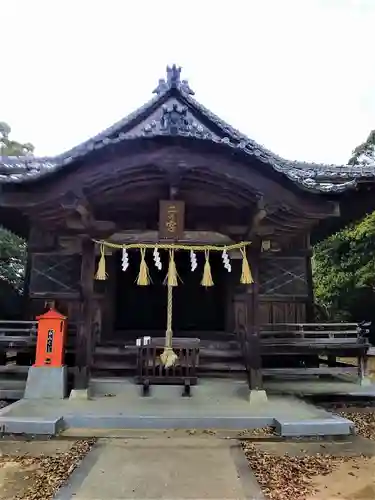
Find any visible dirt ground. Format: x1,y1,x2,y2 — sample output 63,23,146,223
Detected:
306,456,375,500
243,409,375,500
0,438,95,500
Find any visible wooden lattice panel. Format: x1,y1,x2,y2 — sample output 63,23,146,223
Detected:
259,257,308,296
30,253,81,295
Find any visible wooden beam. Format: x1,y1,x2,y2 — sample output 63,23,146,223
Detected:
65,217,116,233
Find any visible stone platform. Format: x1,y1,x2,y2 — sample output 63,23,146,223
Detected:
0,378,354,437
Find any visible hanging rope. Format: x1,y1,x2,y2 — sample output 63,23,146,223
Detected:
93,240,254,285
93,240,251,252
160,284,178,368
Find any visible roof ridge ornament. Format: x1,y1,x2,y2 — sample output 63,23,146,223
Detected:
153,64,195,96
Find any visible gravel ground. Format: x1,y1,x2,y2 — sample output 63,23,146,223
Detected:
242,409,375,500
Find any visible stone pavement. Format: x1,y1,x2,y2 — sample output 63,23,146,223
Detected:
55,437,265,499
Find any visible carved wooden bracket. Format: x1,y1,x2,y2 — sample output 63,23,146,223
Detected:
244,198,268,238
61,190,117,237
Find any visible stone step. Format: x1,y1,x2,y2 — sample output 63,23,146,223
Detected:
0,388,24,400
0,365,30,374
0,378,27,389
91,360,245,372
111,331,237,342
0,374,27,400
93,346,242,360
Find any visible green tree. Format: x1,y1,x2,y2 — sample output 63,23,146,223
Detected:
348,129,375,166
313,129,375,323
0,122,34,156
0,122,31,290
313,212,375,321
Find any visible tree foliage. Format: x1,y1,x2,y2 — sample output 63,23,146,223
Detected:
313,130,375,323
0,122,31,290
313,211,375,321
0,122,34,156
348,129,375,167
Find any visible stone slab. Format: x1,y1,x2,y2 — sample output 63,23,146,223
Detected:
55,438,265,499
0,416,65,435
0,389,24,400
275,416,353,437
64,414,275,430
24,365,67,399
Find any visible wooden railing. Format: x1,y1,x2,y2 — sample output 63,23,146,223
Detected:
260,322,371,381
0,320,37,346
260,322,370,350
136,337,200,396
0,320,79,368
0,320,38,366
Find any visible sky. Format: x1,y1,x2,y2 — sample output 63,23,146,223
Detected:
2,0,375,165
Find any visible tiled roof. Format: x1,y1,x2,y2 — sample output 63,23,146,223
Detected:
0,64,373,193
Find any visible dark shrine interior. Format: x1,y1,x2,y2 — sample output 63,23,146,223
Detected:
114,250,226,333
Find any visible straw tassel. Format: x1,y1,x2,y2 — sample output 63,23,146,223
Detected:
95,244,108,280
137,248,150,286
240,247,254,284
167,249,178,286
201,250,214,287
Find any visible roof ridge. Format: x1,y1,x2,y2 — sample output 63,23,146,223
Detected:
0,64,374,194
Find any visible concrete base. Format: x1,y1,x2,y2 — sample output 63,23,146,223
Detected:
70,389,89,400
0,416,65,435
249,389,268,405
0,378,355,436
275,416,354,437
24,366,67,399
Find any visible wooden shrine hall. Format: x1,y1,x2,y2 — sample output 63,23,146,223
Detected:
0,64,374,397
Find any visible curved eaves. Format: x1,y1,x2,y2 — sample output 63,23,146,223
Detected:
0,132,364,194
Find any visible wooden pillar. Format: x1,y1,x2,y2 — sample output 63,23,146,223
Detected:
248,245,263,390
74,238,96,390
